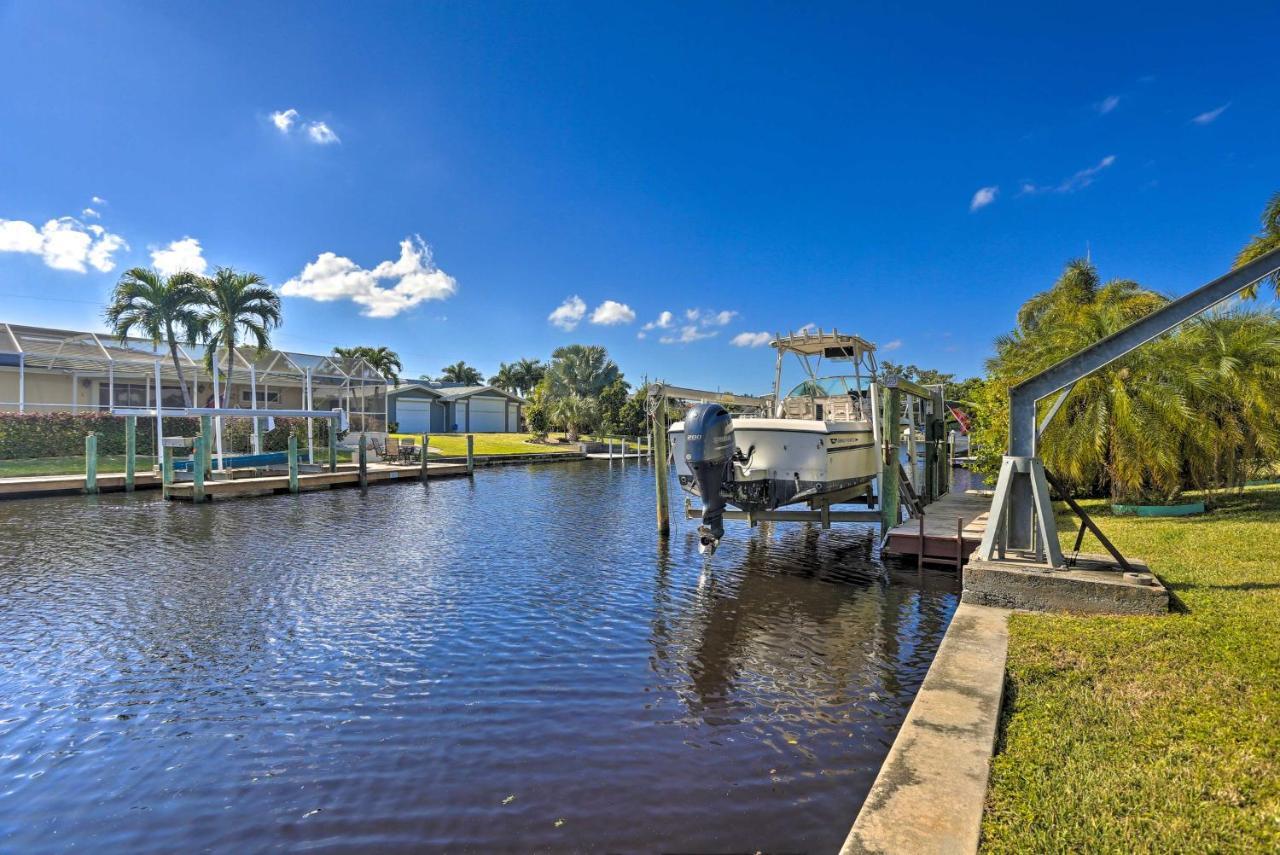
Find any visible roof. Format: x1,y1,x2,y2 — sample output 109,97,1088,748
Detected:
389,382,526,403
0,321,387,386
771,328,876,359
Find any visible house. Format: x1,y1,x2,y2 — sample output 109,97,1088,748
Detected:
388,382,525,433
0,321,389,432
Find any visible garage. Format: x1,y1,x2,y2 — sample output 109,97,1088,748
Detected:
467,396,507,432
397,398,434,433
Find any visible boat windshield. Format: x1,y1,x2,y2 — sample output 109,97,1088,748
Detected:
784,376,870,398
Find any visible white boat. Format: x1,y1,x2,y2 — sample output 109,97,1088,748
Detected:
669,330,883,554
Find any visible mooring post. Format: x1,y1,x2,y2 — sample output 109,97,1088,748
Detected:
200,414,213,475
328,416,338,473
466,434,475,475
420,434,430,483
161,445,174,499
192,435,206,503
124,415,136,493
357,433,368,493
917,511,925,571
84,432,98,495
288,431,300,494
652,397,671,536
879,386,901,535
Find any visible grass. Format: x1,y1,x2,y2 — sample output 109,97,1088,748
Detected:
389,432,644,457
981,484,1280,852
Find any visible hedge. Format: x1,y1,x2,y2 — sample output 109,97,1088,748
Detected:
0,412,337,460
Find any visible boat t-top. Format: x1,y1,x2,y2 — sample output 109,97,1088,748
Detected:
670,329,884,554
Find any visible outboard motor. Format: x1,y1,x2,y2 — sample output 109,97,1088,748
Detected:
683,403,735,555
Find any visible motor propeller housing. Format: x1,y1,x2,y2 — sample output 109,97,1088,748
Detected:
682,403,735,555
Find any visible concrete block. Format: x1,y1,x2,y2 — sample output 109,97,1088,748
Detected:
962,553,1168,615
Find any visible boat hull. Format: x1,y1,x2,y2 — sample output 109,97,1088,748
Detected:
669,417,878,512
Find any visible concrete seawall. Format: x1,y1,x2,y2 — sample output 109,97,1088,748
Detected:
842,603,1010,855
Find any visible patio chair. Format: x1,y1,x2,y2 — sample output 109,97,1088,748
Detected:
386,437,401,461
400,437,419,464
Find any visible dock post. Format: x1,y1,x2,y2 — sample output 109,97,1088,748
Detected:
879,387,901,535
466,434,475,475
357,434,368,493
652,397,671,536
328,416,338,473
124,415,136,493
288,432,300,494
84,432,98,494
192,436,206,503
162,445,174,499
420,434,430,483
200,414,213,476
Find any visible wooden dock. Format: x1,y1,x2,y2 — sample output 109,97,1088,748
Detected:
164,461,470,501
883,490,992,567
0,471,163,499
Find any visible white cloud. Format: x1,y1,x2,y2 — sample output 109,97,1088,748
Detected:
0,215,127,273
970,186,999,211
641,310,675,331
1191,103,1230,125
1020,155,1117,195
548,295,587,330
1096,95,1121,115
307,121,340,144
881,339,903,351
271,108,299,132
82,207,100,219
731,331,772,347
590,300,636,325
282,236,458,319
685,308,700,321
91,195,108,206
151,237,209,276
660,324,718,345
706,309,737,326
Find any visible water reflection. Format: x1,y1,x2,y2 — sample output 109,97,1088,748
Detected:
0,461,958,853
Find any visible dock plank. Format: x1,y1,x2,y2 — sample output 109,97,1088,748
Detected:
165,462,470,500
884,490,992,566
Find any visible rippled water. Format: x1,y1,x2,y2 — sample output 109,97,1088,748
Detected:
0,460,959,852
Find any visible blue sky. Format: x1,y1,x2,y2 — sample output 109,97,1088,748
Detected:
1,2,1275,393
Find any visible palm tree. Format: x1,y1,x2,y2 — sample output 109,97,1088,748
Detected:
490,362,519,394
514,358,546,397
553,393,596,442
197,268,282,408
104,268,205,408
1236,190,1280,298
545,344,620,398
440,361,483,385
334,345,403,385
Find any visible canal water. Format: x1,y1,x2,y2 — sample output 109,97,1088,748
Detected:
0,460,959,852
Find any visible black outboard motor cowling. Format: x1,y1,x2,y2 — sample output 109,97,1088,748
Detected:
683,403,735,555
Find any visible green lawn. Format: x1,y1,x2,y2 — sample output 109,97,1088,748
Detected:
982,485,1280,852
389,432,644,457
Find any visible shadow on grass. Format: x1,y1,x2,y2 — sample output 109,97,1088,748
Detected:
1167,581,1280,593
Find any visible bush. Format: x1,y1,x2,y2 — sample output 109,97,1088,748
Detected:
0,412,340,460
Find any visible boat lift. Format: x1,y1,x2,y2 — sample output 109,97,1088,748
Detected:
647,375,950,540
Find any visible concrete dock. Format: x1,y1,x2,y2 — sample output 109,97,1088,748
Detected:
0,470,163,499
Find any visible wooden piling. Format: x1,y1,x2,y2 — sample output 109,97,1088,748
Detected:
200,414,213,476
466,434,475,475
652,398,671,536
192,436,206,503
328,416,338,473
84,432,98,495
124,416,136,492
420,434,430,483
357,434,368,492
288,432,299,494
162,445,174,499
879,387,901,534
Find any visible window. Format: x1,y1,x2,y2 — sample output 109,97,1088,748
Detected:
240,389,281,405
99,383,148,407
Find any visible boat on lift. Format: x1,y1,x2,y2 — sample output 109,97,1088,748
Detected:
669,329,884,554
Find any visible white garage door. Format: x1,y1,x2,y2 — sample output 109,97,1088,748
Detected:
468,397,506,432
398,399,433,433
